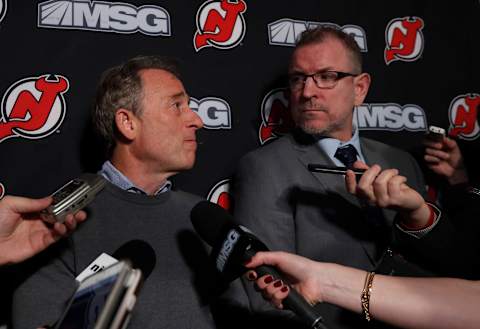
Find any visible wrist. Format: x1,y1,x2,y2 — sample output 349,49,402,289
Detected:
447,169,469,186
399,202,433,230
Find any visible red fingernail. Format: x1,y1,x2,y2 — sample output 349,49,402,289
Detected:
247,272,256,280
264,275,273,284
281,286,288,293
273,280,282,288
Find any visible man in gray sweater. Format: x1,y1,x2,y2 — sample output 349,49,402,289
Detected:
11,55,225,328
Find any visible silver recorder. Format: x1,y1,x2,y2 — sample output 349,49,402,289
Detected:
41,173,106,223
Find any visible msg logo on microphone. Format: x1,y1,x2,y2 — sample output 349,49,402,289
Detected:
216,228,240,272
0,74,69,143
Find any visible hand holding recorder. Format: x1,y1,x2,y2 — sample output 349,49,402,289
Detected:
423,126,468,185
0,195,86,266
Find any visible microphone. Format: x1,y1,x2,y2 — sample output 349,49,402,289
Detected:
112,239,156,280
191,201,328,329
76,240,156,282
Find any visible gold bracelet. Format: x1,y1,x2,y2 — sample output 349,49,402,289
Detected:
361,271,375,321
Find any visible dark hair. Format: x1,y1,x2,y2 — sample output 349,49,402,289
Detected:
92,55,180,154
295,26,363,73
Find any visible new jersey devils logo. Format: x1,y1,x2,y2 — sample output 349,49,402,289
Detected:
0,182,4,199
193,0,247,52
384,16,424,65
0,0,7,23
259,88,294,145
207,179,233,212
0,74,69,143
448,94,480,140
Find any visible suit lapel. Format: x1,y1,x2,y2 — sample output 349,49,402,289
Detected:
291,134,387,266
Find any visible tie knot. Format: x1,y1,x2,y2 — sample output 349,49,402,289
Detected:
334,144,358,169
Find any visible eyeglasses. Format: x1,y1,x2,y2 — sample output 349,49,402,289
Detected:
288,71,359,90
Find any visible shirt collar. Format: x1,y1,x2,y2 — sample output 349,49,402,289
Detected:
98,160,171,196
316,125,365,166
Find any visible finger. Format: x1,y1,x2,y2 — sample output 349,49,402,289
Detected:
352,160,369,170
424,154,441,164
356,164,382,200
245,270,257,281
52,222,67,237
244,251,287,269
387,175,407,201
373,169,399,206
271,285,289,309
425,148,450,160
345,170,357,194
73,210,87,223
5,196,53,214
63,215,77,231
443,136,457,150
422,139,443,149
263,280,286,308
256,275,274,290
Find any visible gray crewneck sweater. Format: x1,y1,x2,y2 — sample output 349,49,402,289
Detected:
12,182,220,329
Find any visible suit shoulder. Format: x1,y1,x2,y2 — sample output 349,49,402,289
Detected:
361,137,414,158
239,135,293,165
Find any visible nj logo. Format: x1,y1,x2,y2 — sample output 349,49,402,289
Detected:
384,16,424,65
449,94,480,140
0,74,69,143
193,0,247,52
0,0,7,23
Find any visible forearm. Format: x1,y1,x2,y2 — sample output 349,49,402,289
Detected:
321,263,480,329
371,276,480,329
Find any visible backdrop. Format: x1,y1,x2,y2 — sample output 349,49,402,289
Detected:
0,0,479,325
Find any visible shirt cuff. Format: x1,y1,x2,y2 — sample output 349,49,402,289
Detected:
395,203,442,239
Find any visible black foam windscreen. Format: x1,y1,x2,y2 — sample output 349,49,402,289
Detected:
112,239,156,279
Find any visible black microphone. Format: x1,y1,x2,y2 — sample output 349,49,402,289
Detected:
191,201,328,329
113,239,156,280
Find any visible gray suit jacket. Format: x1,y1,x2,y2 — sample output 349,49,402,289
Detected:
232,131,427,328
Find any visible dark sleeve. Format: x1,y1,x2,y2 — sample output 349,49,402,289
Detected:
11,240,77,329
394,190,480,279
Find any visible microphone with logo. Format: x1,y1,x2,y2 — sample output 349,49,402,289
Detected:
191,201,328,329
76,239,156,282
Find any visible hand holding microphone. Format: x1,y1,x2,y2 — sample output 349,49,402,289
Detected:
191,201,328,329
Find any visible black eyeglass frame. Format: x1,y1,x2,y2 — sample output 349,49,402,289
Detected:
288,70,359,90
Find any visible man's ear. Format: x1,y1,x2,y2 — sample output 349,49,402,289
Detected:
114,109,138,141
353,73,371,106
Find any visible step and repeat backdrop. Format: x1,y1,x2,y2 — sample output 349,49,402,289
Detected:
0,0,479,207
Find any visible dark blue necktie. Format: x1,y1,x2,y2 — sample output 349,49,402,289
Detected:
334,144,358,169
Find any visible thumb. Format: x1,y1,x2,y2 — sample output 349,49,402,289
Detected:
5,195,53,214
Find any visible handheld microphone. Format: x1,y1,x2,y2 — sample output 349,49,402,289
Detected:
191,201,328,329
76,240,156,282
112,239,156,280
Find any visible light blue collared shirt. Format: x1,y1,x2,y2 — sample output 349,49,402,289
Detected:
98,161,171,196
317,125,366,166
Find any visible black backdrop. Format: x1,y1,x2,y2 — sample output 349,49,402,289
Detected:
0,1,479,203
0,0,479,325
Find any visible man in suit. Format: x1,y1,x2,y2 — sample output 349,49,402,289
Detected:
232,27,430,328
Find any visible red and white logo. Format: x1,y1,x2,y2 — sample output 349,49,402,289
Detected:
0,182,5,199
384,16,424,65
448,94,480,140
0,74,69,143
0,0,7,23
193,0,247,52
258,88,294,145
207,179,233,212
